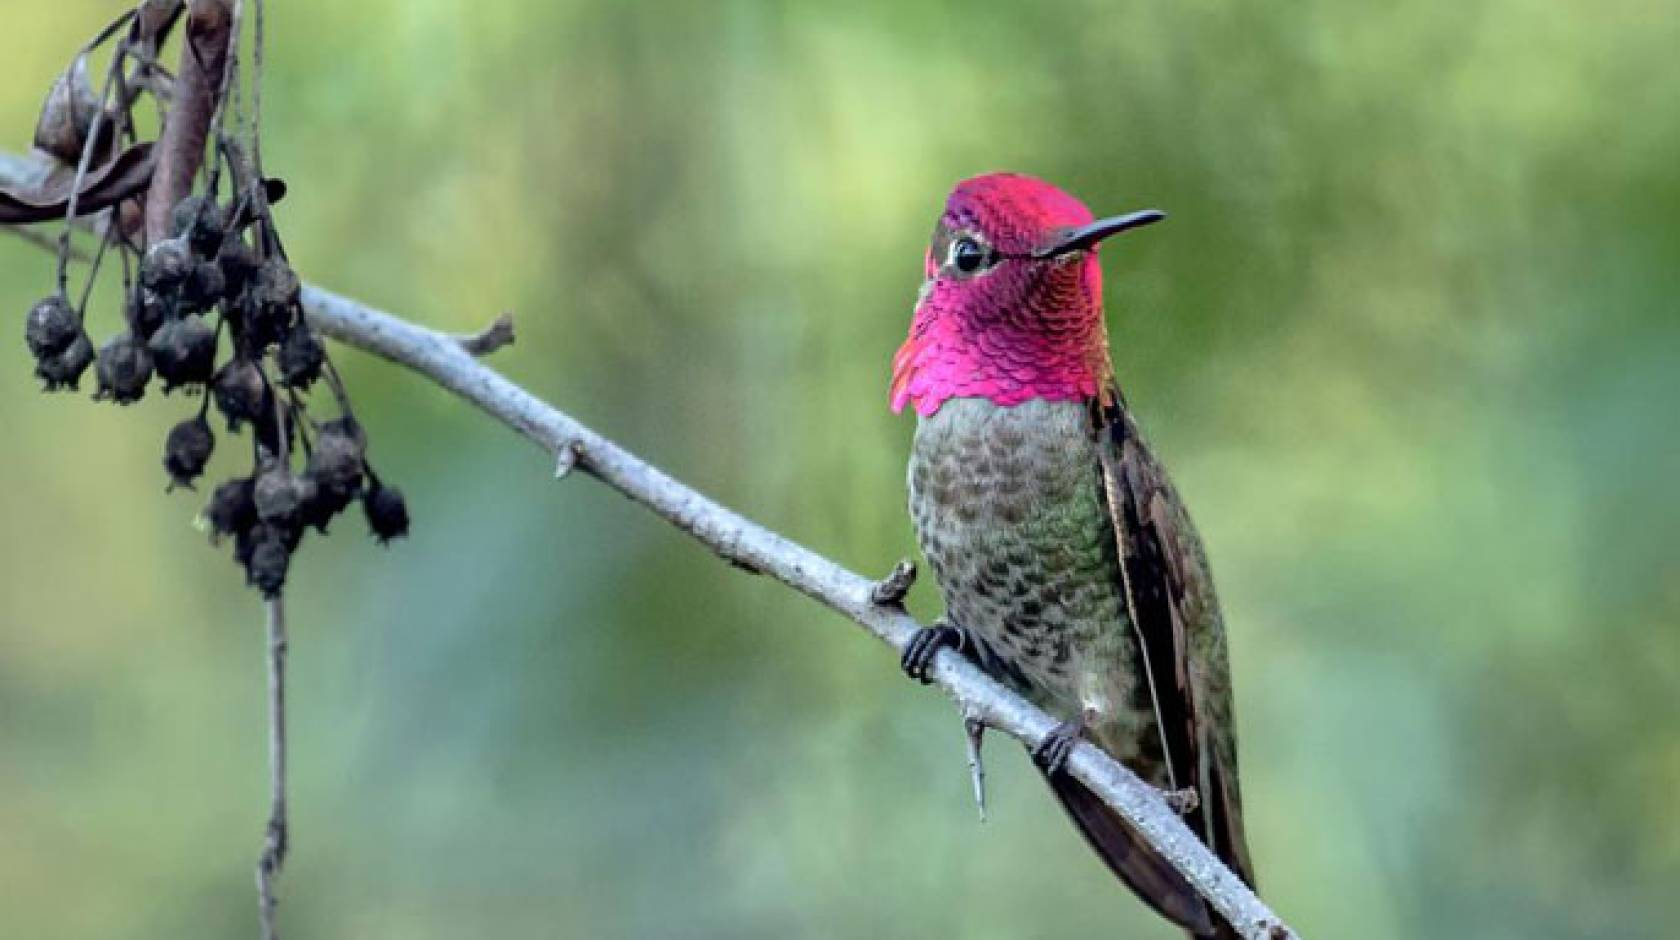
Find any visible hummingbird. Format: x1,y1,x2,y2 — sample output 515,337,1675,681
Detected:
890,173,1256,938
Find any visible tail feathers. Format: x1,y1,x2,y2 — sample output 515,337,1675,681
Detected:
1043,769,1230,939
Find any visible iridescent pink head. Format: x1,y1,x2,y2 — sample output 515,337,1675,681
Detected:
890,173,1164,416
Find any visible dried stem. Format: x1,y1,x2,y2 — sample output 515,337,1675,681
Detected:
249,0,265,178
201,0,242,196
256,595,288,940
144,0,233,242
59,36,130,297
962,712,988,822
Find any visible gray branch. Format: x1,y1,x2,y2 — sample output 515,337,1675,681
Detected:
299,284,1298,940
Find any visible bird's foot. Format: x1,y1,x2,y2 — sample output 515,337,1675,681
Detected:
870,559,917,607
1158,786,1200,815
900,618,969,684
1031,714,1089,777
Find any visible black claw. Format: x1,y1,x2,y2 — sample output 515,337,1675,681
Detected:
1031,718,1086,777
900,622,965,684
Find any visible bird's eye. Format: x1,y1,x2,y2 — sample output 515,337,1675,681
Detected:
951,237,986,273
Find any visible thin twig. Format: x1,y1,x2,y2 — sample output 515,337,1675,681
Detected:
73,214,120,317
256,595,288,940
869,558,917,607
455,312,516,357
258,353,293,940
60,38,130,297
963,712,988,822
553,439,580,480
296,284,1300,940
201,0,242,196
79,7,139,55
250,0,265,179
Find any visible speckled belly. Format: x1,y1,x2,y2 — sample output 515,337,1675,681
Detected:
908,397,1154,766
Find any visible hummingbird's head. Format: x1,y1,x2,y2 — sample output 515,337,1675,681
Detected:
890,172,1163,416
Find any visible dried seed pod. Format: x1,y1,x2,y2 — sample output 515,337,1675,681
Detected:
169,195,229,257
217,239,262,296
33,54,103,165
277,325,324,388
94,331,153,404
251,257,301,310
227,291,284,350
177,260,227,314
363,480,410,544
310,418,366,492
163,416,215,490
147,316,217,391
254,463,312,528
25,293,78,358
299,472,356,533
304,418,366,510
240,260,299,347
35,330,94,391
140,238,194,292
244,526,292,598
211,357,268,431
233,521,258,567
128,288,172,341
205,476,257,540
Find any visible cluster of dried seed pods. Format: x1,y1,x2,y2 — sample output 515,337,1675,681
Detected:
18,4,406,597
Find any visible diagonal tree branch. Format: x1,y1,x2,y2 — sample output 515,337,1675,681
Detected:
297,283,1298,940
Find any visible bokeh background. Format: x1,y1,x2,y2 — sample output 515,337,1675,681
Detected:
3,1,1678,937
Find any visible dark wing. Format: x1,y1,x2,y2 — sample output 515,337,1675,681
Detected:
1091,385,1257,891
1041,770,1217,936
1035,385,1259,939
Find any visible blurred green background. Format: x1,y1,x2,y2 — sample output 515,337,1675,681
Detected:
3,1,1678,937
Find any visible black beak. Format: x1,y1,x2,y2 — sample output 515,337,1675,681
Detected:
1033,209,1166,259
